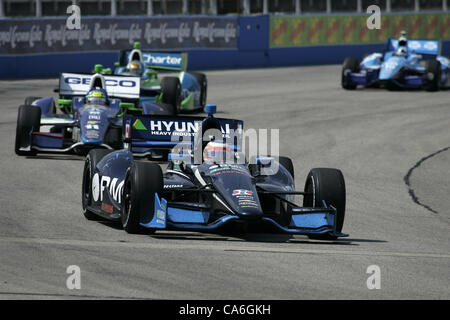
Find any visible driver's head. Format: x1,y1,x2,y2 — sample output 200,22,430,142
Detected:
86,88,107,106
203,141,234,164
398,31,407,47
396,46,408,57
126,61,142,76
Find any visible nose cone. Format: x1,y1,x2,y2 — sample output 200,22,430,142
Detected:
236,207,264,220
379,57,403,80
79,106,109,144
208,166,264,220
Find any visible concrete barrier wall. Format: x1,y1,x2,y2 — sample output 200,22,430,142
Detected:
1,13,449,79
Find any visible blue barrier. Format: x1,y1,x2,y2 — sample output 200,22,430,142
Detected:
1,15,449,79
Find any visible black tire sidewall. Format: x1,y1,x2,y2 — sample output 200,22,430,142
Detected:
82,149,114,220
161,77,181,114
341,57,359,89
15,105,41,156
303,168,346,236
122,162,163,233
191,72,207,107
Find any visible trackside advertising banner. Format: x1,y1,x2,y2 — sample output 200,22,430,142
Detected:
270,13,450,47
0,16,238,55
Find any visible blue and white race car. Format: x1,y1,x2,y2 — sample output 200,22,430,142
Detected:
341,32,450,91
15,72,172,157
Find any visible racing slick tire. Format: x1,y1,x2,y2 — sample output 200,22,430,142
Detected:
15,105,41,156
25,96,57,114
24,96,42,106
191,72,208,108
341,57,359,90
278,156,295,226
279,156,294,178
122,162,163,234
303,168,346,240
425,60,441,92
161,77,182,115
82,149,115,220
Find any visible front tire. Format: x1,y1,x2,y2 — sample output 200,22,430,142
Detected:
303,168,346,240
82,149,114,220
191,72,208,107
161,77,182,115
121,162,163,234
425,60,441,92
341,57,359,90
15,105,41,156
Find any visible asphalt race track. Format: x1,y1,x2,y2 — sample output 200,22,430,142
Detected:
0,65,449,299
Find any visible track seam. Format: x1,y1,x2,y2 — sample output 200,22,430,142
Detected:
404,145,450,214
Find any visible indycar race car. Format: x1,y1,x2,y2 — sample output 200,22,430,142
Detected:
15,72,175,156
113,42,207,113
342,32,450,91
81,105,348,239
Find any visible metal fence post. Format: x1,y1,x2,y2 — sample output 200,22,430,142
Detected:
209,0,217,14
326,0,331,13
243,0,250,15
0,0,4,17
263,0,268,14
147,0,153,15
36,0,42,17
295,0,301,14
111,0,117,16
386,0,391,12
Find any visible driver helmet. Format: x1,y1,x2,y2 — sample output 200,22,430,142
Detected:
398,30,407,47
203,141,234,164
395,46,408,58
86,88,107,106
125,60,143,76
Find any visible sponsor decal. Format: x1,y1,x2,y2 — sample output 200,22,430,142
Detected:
424,41,438,51
144,54,182,66
232,189,253,196
101,202,114,214
92,174,124,203
164,184,184,188
65,76,137,88
85,123,99,130
92,173,100,201
148,120,230,137
132,118,147,130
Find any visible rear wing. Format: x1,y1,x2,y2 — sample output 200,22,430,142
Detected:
59,73,141,100
385,38,440,56
118,50,188,71
123,114,243,152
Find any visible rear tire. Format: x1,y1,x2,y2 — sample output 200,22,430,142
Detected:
278,156,295,226
191,72,208,107
82,149,114,220
303,168,346,240
161,77,182,115
425,60,441,92
341,57,359,90
278,156,294,178
121,162,163,234
15,105,41,156
24,96,42,106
